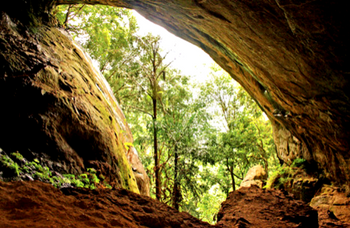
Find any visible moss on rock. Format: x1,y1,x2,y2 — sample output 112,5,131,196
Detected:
0,10,140,193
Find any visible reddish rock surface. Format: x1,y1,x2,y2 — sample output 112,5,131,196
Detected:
2,181,345,228
217,185,318,228
0,181,213,228
310,185,350,227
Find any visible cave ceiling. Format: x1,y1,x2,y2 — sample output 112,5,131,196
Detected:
13,0,350,184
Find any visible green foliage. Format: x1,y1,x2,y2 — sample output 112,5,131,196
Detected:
292,158,306,168
78,173,90,184
91,174,100,184
10,152,24,161
264,165,294,189
103,181,112,189
265,168,282,189
87,167,97,174
0,150,112,190
199,64,279,194
0,154,21,176
53,5,281,223
64,174,85,188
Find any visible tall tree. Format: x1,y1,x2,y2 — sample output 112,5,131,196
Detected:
157,77,211,208
134,35,172,200
55,6,279,222
200,64,278,194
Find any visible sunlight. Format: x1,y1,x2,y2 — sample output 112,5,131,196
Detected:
132,11,215,83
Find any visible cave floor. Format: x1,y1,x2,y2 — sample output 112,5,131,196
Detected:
0,181,346,228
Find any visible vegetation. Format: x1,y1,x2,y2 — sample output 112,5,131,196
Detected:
265,158,307,190
51,4,280,223
0,149,111,190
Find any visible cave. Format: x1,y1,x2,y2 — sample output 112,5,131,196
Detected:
5,0,349,185
0,0,349,226
55,0,350,185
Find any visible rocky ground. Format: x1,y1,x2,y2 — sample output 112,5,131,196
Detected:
1,152,348,228
1,181,348,228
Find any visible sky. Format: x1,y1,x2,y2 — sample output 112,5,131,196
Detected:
132,11,215,83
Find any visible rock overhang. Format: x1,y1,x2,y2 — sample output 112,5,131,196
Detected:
3,0,350,186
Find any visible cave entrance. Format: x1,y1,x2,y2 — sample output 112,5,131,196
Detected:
54,4,279,223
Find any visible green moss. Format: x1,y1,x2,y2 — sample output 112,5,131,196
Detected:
28,26,139,193
90,174,100,184
78,174,90,184
104,181,112,189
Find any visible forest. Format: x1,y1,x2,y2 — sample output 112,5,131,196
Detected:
55,4,280,223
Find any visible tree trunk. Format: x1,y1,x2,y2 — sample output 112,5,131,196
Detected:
226,158,236,191
153,98,161,200
229,166,236,191
173,144,180,210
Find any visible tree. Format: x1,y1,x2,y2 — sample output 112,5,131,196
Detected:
131,34,172,200
158,82,210,209
55,5,170,200
200,64,278,194
54,5,279,222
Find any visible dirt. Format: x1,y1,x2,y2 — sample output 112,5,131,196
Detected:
0,181,348,228
0,181,212,228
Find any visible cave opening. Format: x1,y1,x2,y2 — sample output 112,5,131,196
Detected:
1,0,350,226
52,4,280,222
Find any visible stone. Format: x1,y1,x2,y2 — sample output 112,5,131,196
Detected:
2,0,350,189
310,185,350,227
239,165,267,189
217,185,319,228
0,7,147,193
127,147,150,196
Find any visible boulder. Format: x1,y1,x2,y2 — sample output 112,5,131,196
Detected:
239,165,267,189
127,147,150,196
0,7,148,194
217,185,318,228
310,185,350,227
0,181,213,228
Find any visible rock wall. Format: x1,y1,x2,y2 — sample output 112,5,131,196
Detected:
0,1,149,195
56,0,350,185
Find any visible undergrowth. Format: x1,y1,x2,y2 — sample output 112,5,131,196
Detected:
0,148,112,190
264,158,306,189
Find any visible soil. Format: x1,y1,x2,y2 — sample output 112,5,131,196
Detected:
0,181,347,228
0,181,212,228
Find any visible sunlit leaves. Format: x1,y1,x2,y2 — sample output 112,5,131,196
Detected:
199,64,278,194
55,5,280,223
